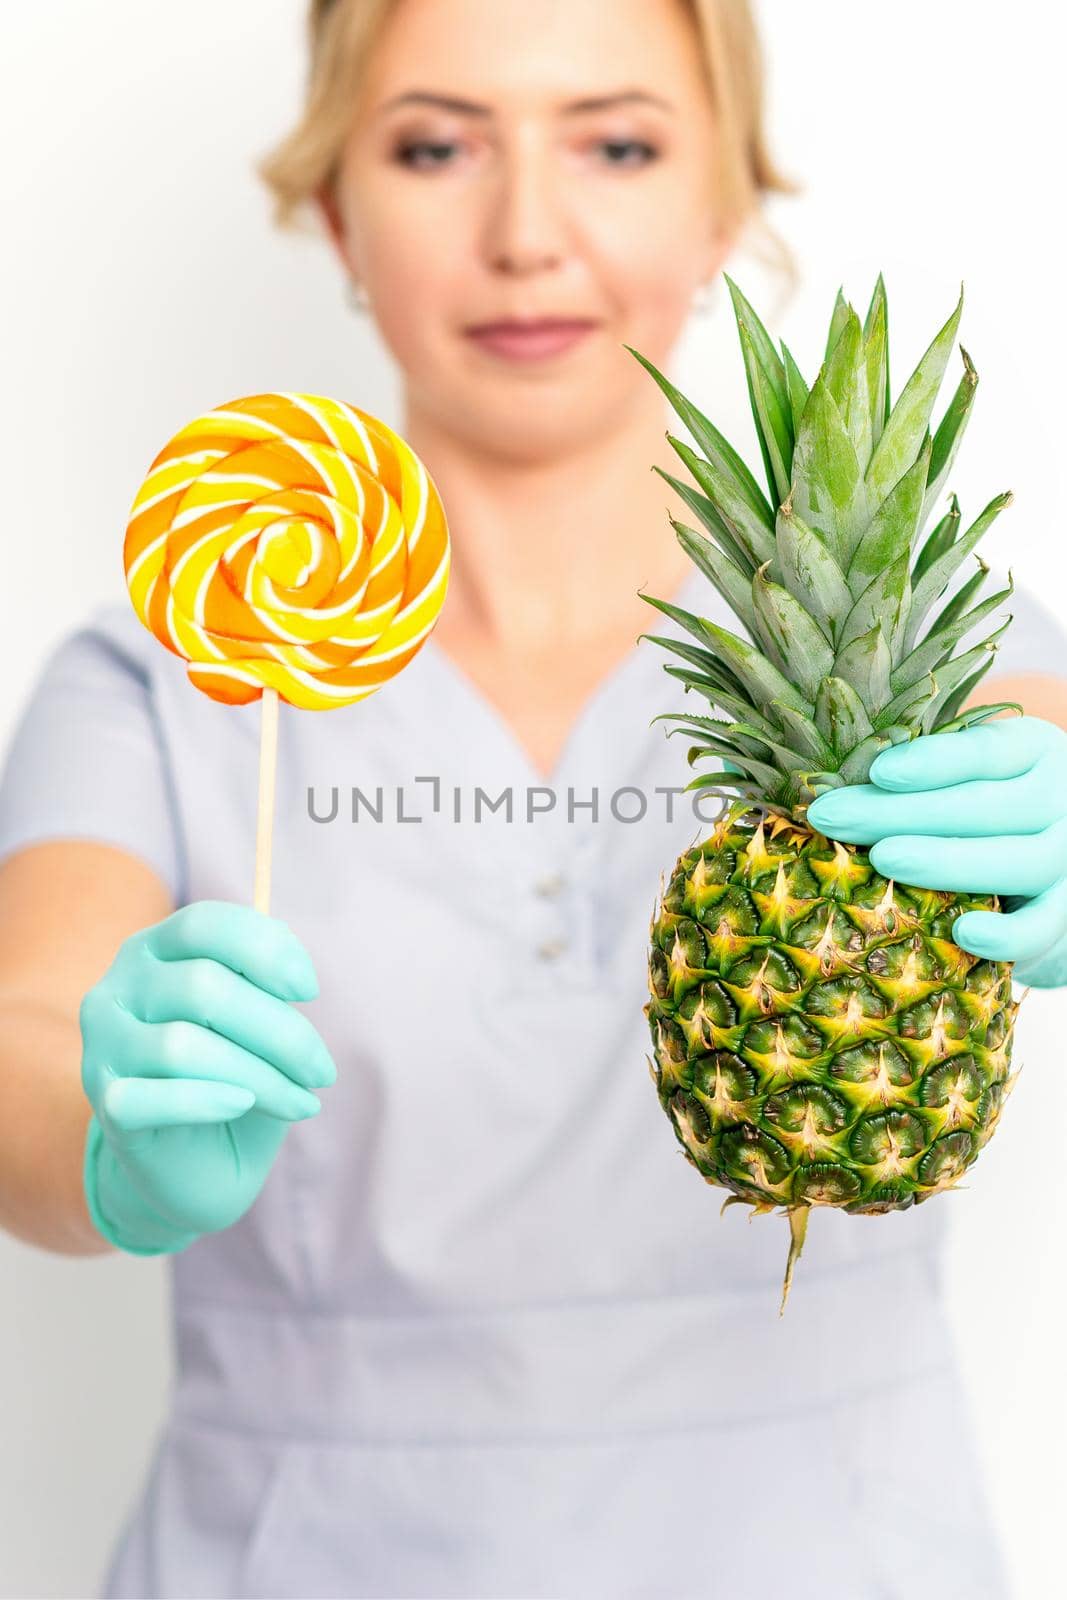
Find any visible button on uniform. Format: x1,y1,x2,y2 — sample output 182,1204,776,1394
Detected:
531,870,567,959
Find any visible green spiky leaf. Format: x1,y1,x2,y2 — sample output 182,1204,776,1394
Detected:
925,556,991,643
633,273,1017,805
846,439,931,593
668,520,760,640
814,675,874,755
649,708,784,748
893,572,1013,694
624,344,773,526
836,552,911,660
767,700,836,766
692,615,810,715
693,722,816,772
913,495,961,584
780,341,810,436
724,274,792,506
653,466,758,577
751,562,835,695
685,757,785,796
838,730,909,784
823,307,872,469
661,664,742,706
825,288,851,362
665,433,777,570
920,616,1013,730
789,374,866,569
862,275,891,443
922,347,978,525
866,286,963,508
872,671,936,730
738,321,793,504
832,621,893,712
905,491,1014,651
935,700,1024,733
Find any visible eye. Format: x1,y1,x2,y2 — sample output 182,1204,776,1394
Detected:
393,139,462,170
595,138,661,168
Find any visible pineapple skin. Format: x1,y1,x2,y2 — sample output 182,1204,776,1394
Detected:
645,808,1019,1225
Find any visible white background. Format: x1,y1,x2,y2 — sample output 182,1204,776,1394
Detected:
1,2,1064,1595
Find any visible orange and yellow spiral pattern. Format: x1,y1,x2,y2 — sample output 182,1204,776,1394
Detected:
123,393,450,709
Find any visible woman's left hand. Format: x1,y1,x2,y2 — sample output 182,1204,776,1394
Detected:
805,714,1067,988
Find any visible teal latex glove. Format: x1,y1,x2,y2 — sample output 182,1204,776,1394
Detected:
806,715,1067,988
80,901,336,1255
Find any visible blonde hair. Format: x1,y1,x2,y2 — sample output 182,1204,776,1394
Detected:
257,0,798,283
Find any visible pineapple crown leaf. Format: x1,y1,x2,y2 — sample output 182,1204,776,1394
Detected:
864,285,964,507
623,342,772,524
634,275,1015,810
664,432,775,566
652,464,759,577
935,699,1025,733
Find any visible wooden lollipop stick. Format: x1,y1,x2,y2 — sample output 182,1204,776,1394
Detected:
254,688,279,913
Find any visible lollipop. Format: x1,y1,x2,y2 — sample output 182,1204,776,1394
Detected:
123,392,451,909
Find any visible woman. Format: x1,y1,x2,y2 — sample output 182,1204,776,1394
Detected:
2,1,1067,1595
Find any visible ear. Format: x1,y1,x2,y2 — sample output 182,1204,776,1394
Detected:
703,210,743,282
315,181,358,277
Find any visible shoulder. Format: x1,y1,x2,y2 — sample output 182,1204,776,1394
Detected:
38,601,166,691
71,600,157,663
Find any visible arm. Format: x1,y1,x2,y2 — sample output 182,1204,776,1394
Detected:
0,839,173,1255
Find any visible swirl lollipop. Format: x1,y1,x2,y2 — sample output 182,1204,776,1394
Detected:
123,392,451,909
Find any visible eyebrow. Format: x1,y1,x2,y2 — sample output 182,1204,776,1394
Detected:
376,89,676,118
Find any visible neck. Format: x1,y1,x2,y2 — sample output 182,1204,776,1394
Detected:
399,393,695,651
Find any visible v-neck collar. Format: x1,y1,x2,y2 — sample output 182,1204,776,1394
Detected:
415,565,710,792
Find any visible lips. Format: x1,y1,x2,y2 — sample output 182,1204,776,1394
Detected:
464,318,600,361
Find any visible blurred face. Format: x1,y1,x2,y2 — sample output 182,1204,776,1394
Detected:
321,0,737,460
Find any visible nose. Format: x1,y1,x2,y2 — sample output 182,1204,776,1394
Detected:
483,128,568,277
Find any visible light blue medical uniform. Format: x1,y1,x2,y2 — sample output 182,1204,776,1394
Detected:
0,561,1062,1599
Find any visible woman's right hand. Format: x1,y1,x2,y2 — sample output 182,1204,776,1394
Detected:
79,901,336,1254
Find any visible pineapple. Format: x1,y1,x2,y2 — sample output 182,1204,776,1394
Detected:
629,276,1025,1315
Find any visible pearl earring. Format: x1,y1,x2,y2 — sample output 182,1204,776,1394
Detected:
346,278,370,313
691,278,718,316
